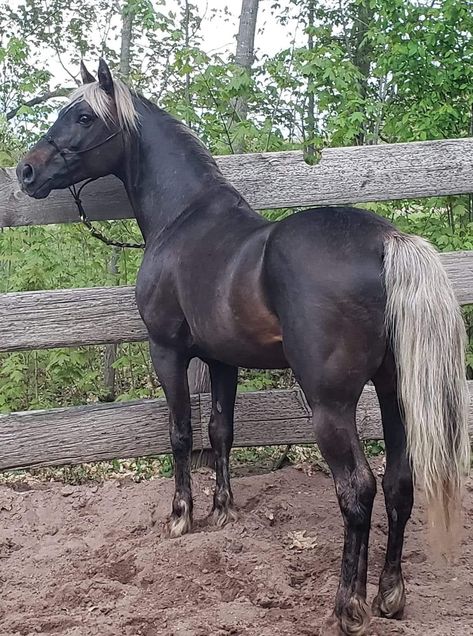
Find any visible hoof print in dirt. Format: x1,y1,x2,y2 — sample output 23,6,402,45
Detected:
321,615,346,636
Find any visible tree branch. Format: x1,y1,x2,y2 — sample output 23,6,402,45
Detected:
6,87,73,120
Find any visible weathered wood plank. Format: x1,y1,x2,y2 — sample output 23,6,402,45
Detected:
1,383,472,471
439,251,473,305
0,286,146,351
0,250,471,352
0,397,200,470
2,137,473,228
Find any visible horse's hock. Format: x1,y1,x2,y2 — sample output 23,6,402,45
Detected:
1,139,473,471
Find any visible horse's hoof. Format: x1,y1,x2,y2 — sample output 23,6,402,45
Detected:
167,501,192,538
167,514,192,538
167,497,192,538
211,504,238,528
325,596,370,636
372,584,405,620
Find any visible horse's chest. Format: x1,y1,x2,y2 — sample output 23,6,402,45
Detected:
136,259,190,345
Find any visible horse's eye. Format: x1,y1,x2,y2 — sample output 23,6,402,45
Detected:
78,114,93,125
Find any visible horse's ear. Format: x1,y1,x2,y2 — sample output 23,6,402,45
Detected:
97,58,114,95
80,61,96,84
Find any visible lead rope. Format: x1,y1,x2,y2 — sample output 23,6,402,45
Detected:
43,132,145,250
71,179,145,249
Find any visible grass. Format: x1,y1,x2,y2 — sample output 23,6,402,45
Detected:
0,441,387,486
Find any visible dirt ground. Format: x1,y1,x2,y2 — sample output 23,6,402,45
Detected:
1,462,472,636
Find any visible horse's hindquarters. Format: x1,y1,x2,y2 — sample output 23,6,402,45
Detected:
263,206,389,404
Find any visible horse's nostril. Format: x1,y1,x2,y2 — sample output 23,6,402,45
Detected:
22,163,35,184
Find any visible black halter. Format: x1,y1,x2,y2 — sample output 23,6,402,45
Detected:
43,130,145,250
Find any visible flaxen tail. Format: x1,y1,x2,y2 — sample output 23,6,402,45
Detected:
383,232,470,547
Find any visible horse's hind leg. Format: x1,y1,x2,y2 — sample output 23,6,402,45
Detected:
281,318,383,635
372,354,413,619
312,401,376,636
207,360,238,526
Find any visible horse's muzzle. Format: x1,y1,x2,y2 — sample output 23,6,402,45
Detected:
16,160,52,199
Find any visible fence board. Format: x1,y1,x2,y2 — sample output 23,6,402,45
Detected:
1,383,472,471
0,250,471,353
2,137,473,228
0,286,146,351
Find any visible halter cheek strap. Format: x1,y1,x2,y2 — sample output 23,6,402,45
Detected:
43,130,122,155
43,130,145,250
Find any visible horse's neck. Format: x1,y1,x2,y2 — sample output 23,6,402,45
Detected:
121,103,233,239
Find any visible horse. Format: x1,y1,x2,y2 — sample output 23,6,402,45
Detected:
17,59,469,636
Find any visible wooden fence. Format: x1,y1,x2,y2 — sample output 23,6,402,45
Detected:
1,137,473,471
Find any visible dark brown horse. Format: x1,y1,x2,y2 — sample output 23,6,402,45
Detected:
17,59,469,636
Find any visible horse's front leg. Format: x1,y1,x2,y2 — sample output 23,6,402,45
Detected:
208,360,238,526
149,339,192,537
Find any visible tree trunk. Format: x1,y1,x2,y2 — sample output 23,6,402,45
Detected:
305,0,316,160
350,0,375,145
231,0,260,152
184,0,192,127
102,0,134,402
119,3,134,79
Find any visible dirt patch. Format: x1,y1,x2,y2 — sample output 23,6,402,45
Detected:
0,465,472,635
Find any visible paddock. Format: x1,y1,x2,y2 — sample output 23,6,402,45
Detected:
1,465,473,635
0,138,473,635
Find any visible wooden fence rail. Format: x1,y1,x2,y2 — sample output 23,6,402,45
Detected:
1,383,472,471
1,138,473,227
0,250,472,352
1,137,473,471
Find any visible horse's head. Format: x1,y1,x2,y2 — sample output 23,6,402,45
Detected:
17,59,138,199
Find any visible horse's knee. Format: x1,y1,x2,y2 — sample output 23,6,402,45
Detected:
209,410,233,448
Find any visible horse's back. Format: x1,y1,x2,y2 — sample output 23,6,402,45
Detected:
267,205,392,263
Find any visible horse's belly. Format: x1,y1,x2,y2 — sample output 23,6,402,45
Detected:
193,306,287,369
197,337,287,369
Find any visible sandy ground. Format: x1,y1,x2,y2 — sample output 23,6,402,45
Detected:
1,464,472,636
